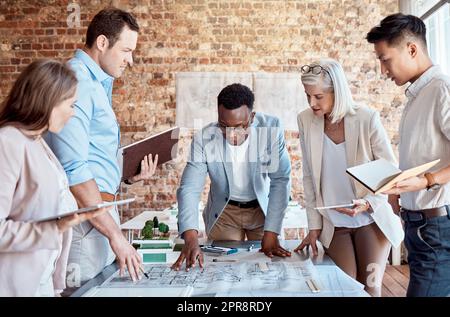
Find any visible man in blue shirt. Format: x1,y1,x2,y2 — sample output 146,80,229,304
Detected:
46,8,157,283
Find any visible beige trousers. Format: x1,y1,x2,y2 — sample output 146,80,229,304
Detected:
324,222,391,297
208,203,265,241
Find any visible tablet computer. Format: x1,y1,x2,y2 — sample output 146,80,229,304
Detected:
314,203,354,210
36,197,136,222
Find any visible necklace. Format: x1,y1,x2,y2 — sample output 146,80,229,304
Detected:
325,118,343,131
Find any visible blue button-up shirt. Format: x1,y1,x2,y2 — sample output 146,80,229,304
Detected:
45,49,121,194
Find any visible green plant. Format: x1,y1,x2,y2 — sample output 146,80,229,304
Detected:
142,220,154,239
158,222,169,234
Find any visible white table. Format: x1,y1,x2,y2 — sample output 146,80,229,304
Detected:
72,239,369,297
281,202,308,239
120,210,176,242
120,205,206,242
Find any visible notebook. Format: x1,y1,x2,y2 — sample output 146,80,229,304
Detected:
346,158,440,195
119,127,180,180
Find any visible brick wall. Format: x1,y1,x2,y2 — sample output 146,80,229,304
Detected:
0,0,405,221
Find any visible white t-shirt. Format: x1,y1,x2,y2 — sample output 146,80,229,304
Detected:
226,138,257,202
35,139,78,296
321,135,373,228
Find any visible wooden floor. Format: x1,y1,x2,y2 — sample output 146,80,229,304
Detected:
382,265,410,297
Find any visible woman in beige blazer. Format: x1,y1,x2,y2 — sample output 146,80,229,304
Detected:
0,60,107,296
295,59,404,297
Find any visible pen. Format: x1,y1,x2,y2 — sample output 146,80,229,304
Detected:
139,266,149,279
212,259,238,262
180,285,194,297
225,248,238,255
306,279,320,293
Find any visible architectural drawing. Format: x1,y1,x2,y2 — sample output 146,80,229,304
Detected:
97,259,337,295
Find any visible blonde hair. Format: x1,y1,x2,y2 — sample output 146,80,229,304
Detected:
301,58,357,123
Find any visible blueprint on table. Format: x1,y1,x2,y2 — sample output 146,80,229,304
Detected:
89,258,366,297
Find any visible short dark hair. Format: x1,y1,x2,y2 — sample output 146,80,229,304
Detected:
366,13,427,47
217,83,255,110
85,8,139,49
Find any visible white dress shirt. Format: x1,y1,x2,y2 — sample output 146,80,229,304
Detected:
398,65,450,210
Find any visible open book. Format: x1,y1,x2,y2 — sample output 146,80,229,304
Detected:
118,127,180,180
346,158,440,195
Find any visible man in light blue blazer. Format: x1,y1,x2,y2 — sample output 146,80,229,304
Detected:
172,83,292,270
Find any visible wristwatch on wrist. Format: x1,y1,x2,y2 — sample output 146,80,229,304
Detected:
365,200,373,213
424,172,440,191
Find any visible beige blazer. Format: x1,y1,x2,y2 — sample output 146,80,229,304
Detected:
297,106,404,248
0,126,72,296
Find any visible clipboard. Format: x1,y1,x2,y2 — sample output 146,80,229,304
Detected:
36,197,136,222
119,127,180,180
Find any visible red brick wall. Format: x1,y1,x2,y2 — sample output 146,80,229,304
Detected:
0,0,404,221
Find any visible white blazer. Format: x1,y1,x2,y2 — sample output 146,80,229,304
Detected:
297,106,404,248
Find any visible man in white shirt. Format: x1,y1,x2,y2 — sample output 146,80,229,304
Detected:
367,13,450,297
172,83,292,271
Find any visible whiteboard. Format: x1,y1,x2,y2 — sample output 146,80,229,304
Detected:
176,72,252,130
176,72,309,130
253,72,309,130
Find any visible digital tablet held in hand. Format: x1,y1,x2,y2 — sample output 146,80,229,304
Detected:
314,203,355,210
36,197,136,222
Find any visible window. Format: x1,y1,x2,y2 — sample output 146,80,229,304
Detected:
400,0,442,16
423,2,450,75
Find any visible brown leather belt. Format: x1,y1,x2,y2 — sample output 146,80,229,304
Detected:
100,192,118,202
400,205,449,222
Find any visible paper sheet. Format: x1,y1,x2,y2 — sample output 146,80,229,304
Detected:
89,254,367,297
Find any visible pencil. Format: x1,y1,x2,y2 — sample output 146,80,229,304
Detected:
139,266,149,279
306,279,320,293
212,259,238,262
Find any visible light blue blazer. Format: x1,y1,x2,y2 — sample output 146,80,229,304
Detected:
177,112,291,237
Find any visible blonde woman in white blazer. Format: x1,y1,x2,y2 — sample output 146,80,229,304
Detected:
295,59,404,297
